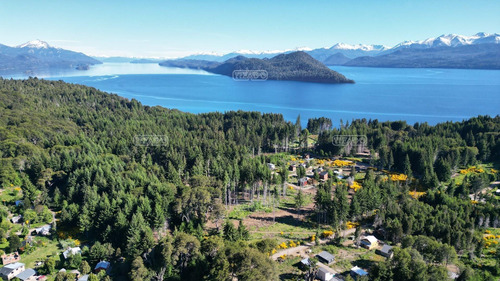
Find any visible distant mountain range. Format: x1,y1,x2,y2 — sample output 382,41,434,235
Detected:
179,44,389,63
160,51,354,84
0,40,101,74
345,44,500,69
1,33,499,76
173,33,500,69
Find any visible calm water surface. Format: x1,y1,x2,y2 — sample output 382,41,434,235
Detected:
21,63,500,126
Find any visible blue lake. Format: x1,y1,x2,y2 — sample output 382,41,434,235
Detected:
31,63,500,126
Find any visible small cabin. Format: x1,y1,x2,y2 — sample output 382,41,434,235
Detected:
320,171,329,181
316,251,335,264
376,244,394,258
317,267,334,281
360,235,378,250
350,266,368,280
299,178,308,187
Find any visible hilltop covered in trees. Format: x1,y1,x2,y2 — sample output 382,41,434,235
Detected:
160,51,354,84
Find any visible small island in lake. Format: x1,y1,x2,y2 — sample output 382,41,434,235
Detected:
160,51,354,84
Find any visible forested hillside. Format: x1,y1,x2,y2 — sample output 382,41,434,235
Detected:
160,52,354,83
0,78,499,280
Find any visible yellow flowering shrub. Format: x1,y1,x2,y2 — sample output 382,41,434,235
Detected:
322,230,334,238
278,242,288,249
350,181,362,192
346,221,360,229
483,234,495,240
409,191,426,199
390,173,408,181
460,166,485,174
332,160,354,167
310,235,316,242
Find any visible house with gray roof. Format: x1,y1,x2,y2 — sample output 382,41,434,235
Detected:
13,268,35,281
376,244,394,258
316,251,335,264
0,262,25,280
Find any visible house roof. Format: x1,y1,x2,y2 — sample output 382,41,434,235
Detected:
11,215,22,223
78,275,89,281
380,245,393,254
300,258,310,266
317,251,335,262
0,262,24,277
35,225,51,234
351,266,368,276
95,261,110,270
362,235,377,244
15,268,36,281
320,171,328,176
63,247,82,259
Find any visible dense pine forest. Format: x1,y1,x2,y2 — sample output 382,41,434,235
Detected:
0,78,499,281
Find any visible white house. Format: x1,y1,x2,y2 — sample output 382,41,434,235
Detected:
360,235,378,250
63,247,82,259
33,225,51,236
0,262,25,280
317,267,334,281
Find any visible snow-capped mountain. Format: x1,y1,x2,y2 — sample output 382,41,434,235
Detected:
176,32,499,67
17,39,51,49
329,43,388,52
392,32,500,50
182,47,314,62
307,44,388,63
345,33,500,69
0,40,101,74
181,44,388,63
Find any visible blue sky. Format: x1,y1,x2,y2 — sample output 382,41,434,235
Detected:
1,0,498,58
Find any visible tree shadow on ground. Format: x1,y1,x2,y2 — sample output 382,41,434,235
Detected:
352,258,375,270
279,272,302,281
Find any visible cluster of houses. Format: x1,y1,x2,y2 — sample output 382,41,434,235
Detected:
10,214,52,237
0,245,111,281
58,247,111,281
55,260,110,281
296,235,395,281
292,165,330,188
301,250,371,281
